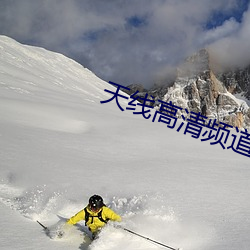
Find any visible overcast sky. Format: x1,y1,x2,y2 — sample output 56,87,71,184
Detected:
0,0,249,87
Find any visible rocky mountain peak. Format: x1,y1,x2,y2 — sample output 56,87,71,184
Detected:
164,49,250,128
163,49,250,128
177,48,210,78
124,48,250,128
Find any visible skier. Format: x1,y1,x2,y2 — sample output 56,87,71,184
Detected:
66,194,121,239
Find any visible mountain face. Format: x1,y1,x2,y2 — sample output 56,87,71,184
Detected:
218,66,250,100
126,49,250,129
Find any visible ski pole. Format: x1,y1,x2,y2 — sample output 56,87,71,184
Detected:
37,220,48,231
122,227,180,250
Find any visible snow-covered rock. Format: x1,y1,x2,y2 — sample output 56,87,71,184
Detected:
168,49,250,128
141,49,250,129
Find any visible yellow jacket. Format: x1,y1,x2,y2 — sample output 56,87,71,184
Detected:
67,206,121,233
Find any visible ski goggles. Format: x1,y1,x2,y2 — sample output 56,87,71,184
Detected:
89,205,101,212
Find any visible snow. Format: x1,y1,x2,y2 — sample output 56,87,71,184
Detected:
0,35,250,250
234,93,250,107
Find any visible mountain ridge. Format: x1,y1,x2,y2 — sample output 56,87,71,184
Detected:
125,49,250,128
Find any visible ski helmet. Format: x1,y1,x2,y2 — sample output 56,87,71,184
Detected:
89,195,104,210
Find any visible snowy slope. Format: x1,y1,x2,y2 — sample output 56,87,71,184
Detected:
0,36,250,250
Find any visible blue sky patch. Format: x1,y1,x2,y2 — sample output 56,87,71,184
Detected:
206,0,249,29
126,15,148,28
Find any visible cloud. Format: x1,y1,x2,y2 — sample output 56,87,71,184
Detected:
200,18,240,45
0,0,249,87
209,4,250,69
